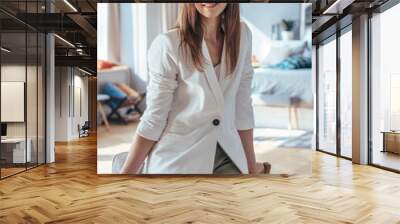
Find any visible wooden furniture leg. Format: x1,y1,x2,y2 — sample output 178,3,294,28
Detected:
293,105,299,130
289,97,300,130
98,102,110,131
288,105,293,130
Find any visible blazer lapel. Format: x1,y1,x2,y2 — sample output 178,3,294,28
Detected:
201,39,225,112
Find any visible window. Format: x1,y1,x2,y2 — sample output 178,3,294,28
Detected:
339,29,352,158
317,37,337,154
0,2,46,179
370,3,400,171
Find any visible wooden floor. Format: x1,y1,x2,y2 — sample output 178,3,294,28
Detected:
1,135,400,223
372,150,400,171
1,167,26,178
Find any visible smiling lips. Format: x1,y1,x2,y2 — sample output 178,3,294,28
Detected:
201,3,218,8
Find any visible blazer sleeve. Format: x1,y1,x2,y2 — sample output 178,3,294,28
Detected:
136,34,178,141
235,24,255,130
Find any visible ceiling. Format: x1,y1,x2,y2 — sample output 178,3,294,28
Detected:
2,0,393,73
311,0,390,43
0,0,97,74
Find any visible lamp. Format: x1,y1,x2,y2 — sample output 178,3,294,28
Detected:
63,0,78,12
54,34,75,48
322,0,354,15
78,67,93,76
1,47,11,53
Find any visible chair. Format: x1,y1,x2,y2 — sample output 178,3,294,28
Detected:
112,152,128,174
78,121,90,138
102,83,143,124
97,94,111,131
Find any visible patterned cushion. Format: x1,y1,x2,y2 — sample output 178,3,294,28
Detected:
273,56,311,70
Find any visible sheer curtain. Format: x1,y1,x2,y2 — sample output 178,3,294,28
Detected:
131,3,148,93
97,3,120,62
162,3,179,32
98,3,179,93
130,3,179,93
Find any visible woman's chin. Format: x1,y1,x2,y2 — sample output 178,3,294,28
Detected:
195,3,227,18
201,3,219,8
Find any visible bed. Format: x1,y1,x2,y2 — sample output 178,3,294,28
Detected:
251,67,313,129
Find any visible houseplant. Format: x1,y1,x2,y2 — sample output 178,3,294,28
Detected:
281,19,295,40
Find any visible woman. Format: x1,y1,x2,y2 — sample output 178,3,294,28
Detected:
120,3,270,174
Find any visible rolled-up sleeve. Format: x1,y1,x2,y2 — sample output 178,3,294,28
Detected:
136,34,178,141
235,24,255,130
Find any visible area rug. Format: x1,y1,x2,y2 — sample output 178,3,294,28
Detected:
253,128,312,149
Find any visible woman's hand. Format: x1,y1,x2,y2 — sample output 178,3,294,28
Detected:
255,162,266,174
237,129,272,174
249,162,270,174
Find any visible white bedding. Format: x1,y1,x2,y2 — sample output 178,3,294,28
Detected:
251,67,312,106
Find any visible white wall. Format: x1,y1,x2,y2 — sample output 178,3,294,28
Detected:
54,67,89,141
54,67,69,141
240,4,301,38
71,74,89,138
240,3,303,62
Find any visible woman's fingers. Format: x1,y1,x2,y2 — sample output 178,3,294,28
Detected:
255,162,265,174
255,162,271,174
263,162,271,174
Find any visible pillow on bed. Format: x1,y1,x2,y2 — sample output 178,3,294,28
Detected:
289,42,308,57
261,45,291,67
273,56,311,70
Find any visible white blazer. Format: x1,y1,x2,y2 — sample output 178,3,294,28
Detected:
137,22,254,174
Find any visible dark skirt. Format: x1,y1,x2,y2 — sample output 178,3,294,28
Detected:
213,143,241,174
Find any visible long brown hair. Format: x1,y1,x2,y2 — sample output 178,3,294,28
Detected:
176,3,241,74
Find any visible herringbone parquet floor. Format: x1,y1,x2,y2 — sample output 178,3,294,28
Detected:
1,135,400,224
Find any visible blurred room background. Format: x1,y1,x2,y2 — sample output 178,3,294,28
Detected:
97,3,313,175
